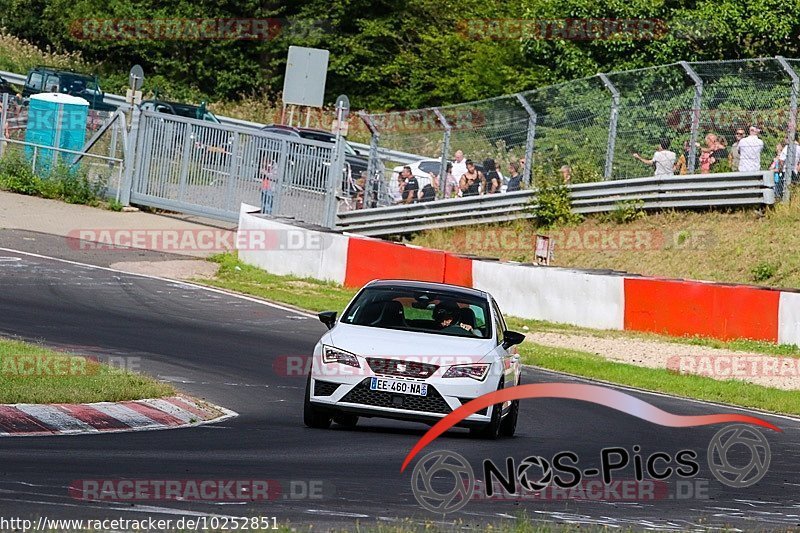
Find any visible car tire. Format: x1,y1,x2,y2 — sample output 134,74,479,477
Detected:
304,375,332,429
470,378,504,440
499,376,520,437
333,414,359,427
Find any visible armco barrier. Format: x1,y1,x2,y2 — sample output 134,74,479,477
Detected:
237,206,798,345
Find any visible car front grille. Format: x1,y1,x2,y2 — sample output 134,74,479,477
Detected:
314,380,341,397
457,397,488,416
340,378,452,414
366,358,439,379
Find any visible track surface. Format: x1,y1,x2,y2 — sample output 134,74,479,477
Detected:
0,236,798,530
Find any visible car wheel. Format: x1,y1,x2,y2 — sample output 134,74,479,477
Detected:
499,377,520,437
304,375,332,429
470,378,504,440
333,414,359,427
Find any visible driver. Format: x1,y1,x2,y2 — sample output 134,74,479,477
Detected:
433,302,479,337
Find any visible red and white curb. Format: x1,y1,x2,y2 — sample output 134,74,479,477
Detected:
0,395,237,437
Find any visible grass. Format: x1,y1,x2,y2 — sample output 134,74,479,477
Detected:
520,342,800,416
0,337,174,403
410,193,800,289
194,253,800,416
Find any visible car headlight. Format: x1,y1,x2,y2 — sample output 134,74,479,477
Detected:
442,364,490,381
322,346,360,368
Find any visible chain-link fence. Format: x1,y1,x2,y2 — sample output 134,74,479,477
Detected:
359,57,800,207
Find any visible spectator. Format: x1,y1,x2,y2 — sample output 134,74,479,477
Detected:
432,162,458,199
779,136,800,182
259,156,276,214
729,128,745,170
484,158,502,193
355,171,367,209
391,171,405,204
698,134,718,172
400,166,419,204
712,135,728,166
737,126,764,172
506,162,523,191
451,150,467,183
560,165,572,184
674,140,691,175
633,137,676,177
459,159,485,196
418,173,438,202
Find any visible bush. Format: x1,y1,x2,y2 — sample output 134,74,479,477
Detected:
601,200,647,224
534,183,582,228
0,152,105,206
0,152,40,195
751,262,778,283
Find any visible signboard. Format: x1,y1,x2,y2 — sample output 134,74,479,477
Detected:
283,46,329,108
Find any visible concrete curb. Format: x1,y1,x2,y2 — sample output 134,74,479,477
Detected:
0,394,238,437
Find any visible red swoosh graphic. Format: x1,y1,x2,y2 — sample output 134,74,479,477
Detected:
400,383,781,472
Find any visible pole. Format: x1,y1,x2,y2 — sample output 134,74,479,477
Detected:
516,93,537,187
598,73,619,179
433,108,451,199
680,61,703,174
778,56,798,202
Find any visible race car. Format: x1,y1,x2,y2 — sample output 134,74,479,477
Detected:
304,279,525,438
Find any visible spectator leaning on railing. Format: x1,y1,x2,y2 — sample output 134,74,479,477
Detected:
506,162,523,191
737,126,764,172
451,150,467,183
633,138,676,177
459,159,485,197
778,135,800,182
484,158,502,194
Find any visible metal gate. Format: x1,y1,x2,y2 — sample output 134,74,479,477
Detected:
130,111,338,224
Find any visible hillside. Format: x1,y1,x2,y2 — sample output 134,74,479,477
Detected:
411,197,800,289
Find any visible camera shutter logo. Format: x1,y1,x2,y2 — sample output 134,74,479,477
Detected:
517,455,553,492
708,424,771,488
410,450,474,513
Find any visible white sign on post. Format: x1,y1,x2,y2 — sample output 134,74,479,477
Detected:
283,46,329,108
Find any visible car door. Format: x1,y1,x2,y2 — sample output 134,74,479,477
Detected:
491,298,519,388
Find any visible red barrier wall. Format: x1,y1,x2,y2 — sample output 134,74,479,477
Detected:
624,278,780,341
344,238,447,288
443,254,473,288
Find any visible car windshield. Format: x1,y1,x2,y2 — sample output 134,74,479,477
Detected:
341,286,491,339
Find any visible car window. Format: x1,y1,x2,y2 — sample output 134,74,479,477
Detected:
341,286,491,339
45,74,60,92
491,299,507,345
27,72,43,90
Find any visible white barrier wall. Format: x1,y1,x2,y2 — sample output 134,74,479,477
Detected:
237,205,349,284
778,292,800,346
472,260,625,330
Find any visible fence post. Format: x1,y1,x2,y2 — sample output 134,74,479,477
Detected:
433,108,451,199
598,73,619,179
358,111,381,208
516,93,537,187
778,56,798,202
119,104,141,206
680,61,703,174
0,93,8,160
323,103,347,228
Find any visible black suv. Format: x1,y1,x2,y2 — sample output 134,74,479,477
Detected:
0,75,15,95
260,124,369,177
140,100,220,123
22,67,115,111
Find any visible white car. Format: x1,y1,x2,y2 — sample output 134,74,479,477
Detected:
304,279,525,438
391,159,442,189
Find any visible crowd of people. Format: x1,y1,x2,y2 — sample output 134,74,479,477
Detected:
632,125,799,187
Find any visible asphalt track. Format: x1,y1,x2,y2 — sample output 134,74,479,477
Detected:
0,232,798,530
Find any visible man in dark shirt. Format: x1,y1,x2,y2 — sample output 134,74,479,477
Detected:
400,166,419,204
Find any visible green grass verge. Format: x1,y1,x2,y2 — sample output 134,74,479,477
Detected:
520,342,800,416
0,337,175,403
195,253,800,416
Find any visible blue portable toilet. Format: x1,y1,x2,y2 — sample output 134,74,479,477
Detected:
24,93,89,174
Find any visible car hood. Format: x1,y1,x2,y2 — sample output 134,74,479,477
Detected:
325,323,496,359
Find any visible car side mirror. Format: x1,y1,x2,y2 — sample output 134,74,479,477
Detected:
502,330,525,349
318,311,337,330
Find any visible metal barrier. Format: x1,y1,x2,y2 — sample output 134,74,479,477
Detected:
336,171,776,236
130,110,339,223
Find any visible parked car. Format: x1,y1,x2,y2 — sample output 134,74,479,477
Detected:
305,279,524,438
260,124,369,178
140,99,220,123
21,67,116,111
0,75,15,96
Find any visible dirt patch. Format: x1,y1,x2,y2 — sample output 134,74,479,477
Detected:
528,331,800,391
110,260,220,280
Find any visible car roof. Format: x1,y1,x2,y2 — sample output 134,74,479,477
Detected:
364,279,489,300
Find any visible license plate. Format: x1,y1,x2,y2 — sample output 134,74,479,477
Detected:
370,377,428,396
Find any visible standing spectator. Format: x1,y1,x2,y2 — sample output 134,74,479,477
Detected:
560,165,572,184
779,136,800,182
418,173,438,202
633,138,676,177
259,155,276,214
711,136,728,169
391,171,405,204
451,150,468,183
459,159,485,196
484,158,501,193
506,161,523,191
729,128,745,170
737,126,764,172
432,162,458,199
698,134,718,172
400,166,419,204
674,140,692,175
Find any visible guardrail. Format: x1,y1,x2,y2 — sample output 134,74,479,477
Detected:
336,171,776,236
0,69,419,164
